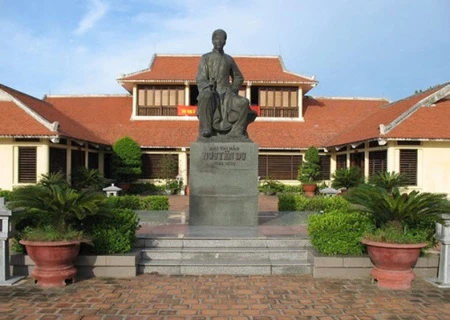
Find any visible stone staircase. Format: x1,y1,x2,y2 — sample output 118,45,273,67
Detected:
137,233,313,275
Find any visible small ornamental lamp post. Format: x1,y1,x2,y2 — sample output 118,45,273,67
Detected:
319,187,340,197
0,197,24,286
432,213,450,288
103,183,122,197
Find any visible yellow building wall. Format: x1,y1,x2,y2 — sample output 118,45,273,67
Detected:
0,139,14,191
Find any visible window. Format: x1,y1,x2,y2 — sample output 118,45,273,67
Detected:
18,147,37,183
319,155,331,180
336,154,347,170
88,152,99,170
49,147,67,177
368,150,387,177
258,87,298,117
137,85,185,116
400,149,417,185
71,150,86,173
142,154,179,179
258,155,301,180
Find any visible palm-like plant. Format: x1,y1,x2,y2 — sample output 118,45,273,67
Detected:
368,171,408,194
9,184,111,241
331,166,364,190
344,184,449,243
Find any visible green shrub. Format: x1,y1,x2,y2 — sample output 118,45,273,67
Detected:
106,195,169,210
278,194,350,213
0,189,11,201
278,193,297,211
140,196,169,210
128,183,159,195
85,208,140,254
259,178,284,195
281,185,303,193
308,210,374,255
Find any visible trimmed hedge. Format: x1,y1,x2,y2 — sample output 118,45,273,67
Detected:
106,195,169,210
278,194,351,212
84,208,140,254
307,210,374,255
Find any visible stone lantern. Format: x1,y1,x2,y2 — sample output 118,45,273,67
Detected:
432,213,450,288
103,183,122,197
0,197,24,286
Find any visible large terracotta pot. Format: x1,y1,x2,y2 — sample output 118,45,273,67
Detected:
362,239,427,290
302,183,317,197
20,240,81,288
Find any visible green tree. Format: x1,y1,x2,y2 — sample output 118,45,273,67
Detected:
112,136,142,183
298,146,321,183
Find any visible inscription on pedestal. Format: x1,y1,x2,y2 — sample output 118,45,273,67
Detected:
189,142,258,226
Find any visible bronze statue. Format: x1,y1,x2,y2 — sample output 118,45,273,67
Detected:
196,29,257,140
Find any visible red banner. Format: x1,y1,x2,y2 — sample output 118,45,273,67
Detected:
177,105,197,116
177,105,260,116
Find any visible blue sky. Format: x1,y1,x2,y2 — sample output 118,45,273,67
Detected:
1,0,449,102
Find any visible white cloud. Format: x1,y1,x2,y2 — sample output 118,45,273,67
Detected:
74,0,109,35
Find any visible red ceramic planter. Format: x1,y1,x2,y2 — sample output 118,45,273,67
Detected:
20,240,81,288
362,239,427,290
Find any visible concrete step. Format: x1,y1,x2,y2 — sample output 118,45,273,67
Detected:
138,258,312,275
141,247,309,261
137,237,311,249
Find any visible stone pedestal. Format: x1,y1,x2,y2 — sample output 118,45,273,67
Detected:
189,141,258,226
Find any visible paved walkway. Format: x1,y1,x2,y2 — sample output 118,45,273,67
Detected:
168,195,279,213
2,195,449,319
1,274,449,319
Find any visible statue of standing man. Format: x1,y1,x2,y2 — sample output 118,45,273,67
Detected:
196,29,257,140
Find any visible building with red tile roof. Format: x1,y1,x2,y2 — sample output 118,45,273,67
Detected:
1,55,449,195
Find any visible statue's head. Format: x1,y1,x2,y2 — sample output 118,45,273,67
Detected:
212,29,227,40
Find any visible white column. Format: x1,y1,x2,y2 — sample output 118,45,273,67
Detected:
185,81,190,106
179,148,188,186
246,82,251,101
298,87,304,121
132,86,137,117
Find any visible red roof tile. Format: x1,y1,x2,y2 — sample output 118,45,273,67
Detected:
45,94,386,149
387,98,450,139
327,86,447,146
118,55,316,87
0,101,53,136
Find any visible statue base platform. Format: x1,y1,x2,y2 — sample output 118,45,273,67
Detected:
189,141,258,227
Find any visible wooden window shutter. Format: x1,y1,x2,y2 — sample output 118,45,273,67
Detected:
336,154,347,170
141,154,179,179
19,147,37,183
258,155,301,180
319,155,331,180
399,149,417,185
368,150,387,177
49,147,67,176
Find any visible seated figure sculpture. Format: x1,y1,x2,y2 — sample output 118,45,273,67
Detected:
196,29,257,140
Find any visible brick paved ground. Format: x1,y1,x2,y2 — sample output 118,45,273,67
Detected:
3,195,449,319
1,274,449,320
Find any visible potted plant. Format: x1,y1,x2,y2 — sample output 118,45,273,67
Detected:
331,166,364,192
111,136,143,193
8,175,111,287
298,146,321,197
344,184,450,289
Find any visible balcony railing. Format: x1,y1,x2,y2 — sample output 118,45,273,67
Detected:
259,107,298,118
137,105,299,118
